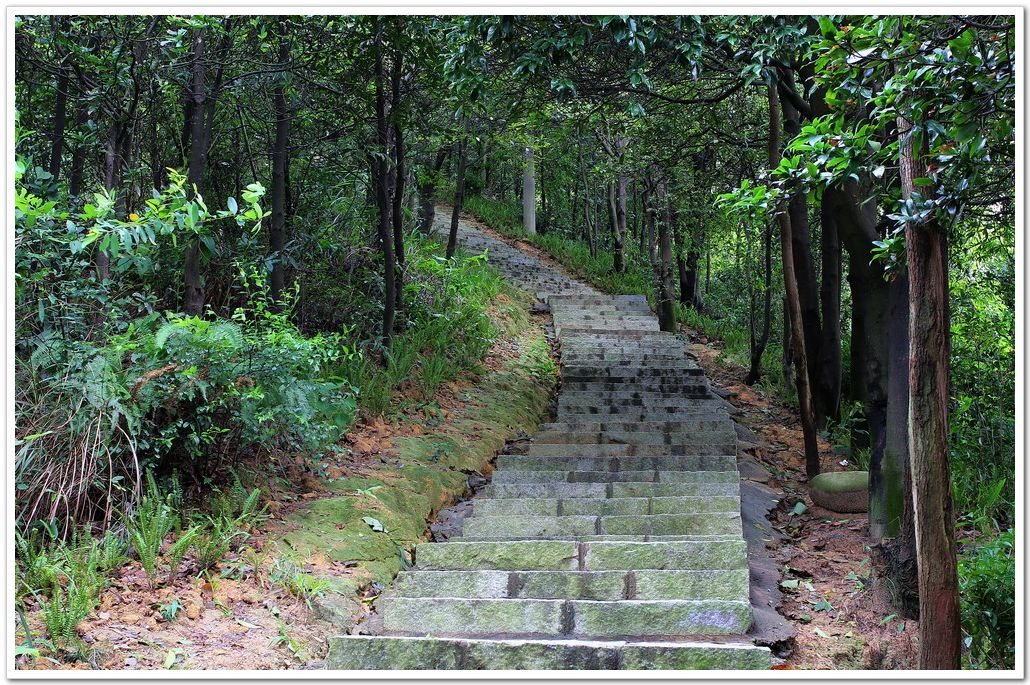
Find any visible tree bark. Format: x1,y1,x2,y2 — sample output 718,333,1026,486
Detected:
522,141,536,235
656,179,677,332
614,171,628,272
769,85,820,477
268,31,290,303
48,56,70,181
900,116,960,669
817,199,843,422
183,28,208,316
372,23,396,347
418,146,448,235
746,221,773,385
389,48,405,312
446,133,468,259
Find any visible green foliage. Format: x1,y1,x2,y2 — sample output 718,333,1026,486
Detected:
269,558,332,609
958,529,1015,669
125,473,180,583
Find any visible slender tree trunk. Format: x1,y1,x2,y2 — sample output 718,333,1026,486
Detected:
418,146,448,235
522,141,536,235
656,179,676,332
68,100,88,197
48,58,70,180
268,32,290,303
372,23,395,347
183,28,208,316
389,50,405,312
446,133,468,259
769,85,820,477
614,171,628,272
900,116,959,670
746,221,773,385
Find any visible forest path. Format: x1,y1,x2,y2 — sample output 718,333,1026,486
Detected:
325,214,771,669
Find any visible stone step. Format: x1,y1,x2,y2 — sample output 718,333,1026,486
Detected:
326,635,772,670
491,467,736,485
461,513,742,538
524,444,736,457
559,391,720,401
556,410,733,423
481,481,740,499
378,597,752,637
495,455,740,473
473,495,741,517
530,430,735,445
538,420,730,432
389,568,749,601
560,383,709,394
414,539,747,572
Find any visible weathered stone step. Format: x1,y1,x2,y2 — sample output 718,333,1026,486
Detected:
473,495,740,517
481,481,740,500
415,539,747,572
495,455,739,473
378,597,752,637
461,513,742,538
530,430,735,445
560,382,709,394
557,410,733,423
491,467,736,484
538,420,730,432
559,390,720,401
326,635,772,670
524,443,735,457
389,568,749,601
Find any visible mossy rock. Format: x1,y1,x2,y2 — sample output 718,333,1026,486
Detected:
809,471,869,513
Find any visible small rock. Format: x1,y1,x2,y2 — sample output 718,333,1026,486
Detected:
186,603,200,620
121,612,143,625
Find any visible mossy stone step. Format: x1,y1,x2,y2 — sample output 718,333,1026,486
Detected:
461,513,742,538
530,430,736,446
490,467,737,484
379,597,752,637
414,539,747,572
524,443,736,457
327,635,772,670
473,495,741,517
389,568,749,601
538,420,729,432
556,410,735,423
481,481,740,500
495,455,738,473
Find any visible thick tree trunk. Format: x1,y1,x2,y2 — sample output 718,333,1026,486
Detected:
268,34,290,303
522,142,536,235
900,118,960,670
817,199,843,421
446,134,468,259
769,86,820,477
373,24,395,347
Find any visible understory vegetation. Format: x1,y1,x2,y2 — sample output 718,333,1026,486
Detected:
14,13,1015,670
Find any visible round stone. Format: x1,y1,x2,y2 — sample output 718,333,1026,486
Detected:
809,471,869,513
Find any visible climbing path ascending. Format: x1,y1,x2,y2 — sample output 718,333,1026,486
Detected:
326,219,771,670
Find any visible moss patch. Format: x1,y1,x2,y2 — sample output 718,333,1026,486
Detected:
268,296,555,627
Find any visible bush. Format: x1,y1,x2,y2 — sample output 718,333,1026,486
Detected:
958,529,1015,669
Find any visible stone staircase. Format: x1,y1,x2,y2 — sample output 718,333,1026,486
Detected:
325,221,771,670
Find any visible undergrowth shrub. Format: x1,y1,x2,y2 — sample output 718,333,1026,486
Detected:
959,529,1015,669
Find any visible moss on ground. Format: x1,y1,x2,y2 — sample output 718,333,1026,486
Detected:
269,294,555,627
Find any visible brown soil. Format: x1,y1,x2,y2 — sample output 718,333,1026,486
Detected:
682,324,919,670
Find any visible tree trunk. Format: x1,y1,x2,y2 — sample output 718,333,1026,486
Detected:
522,141,536,235
418,146,448,235
656,179,677,332
48,58,70,181
373,23,395,347
446,134,468,259
268,32,290,303
874,267,920,619
389,49,405,312
183,28,208,316
746,221,773,385
614,172,628,272
817,199,843,422
900,116,960,670
769,85,820,478
68,100,88,197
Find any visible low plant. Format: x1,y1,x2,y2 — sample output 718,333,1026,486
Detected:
959,528,1015,669
269,558,332,609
